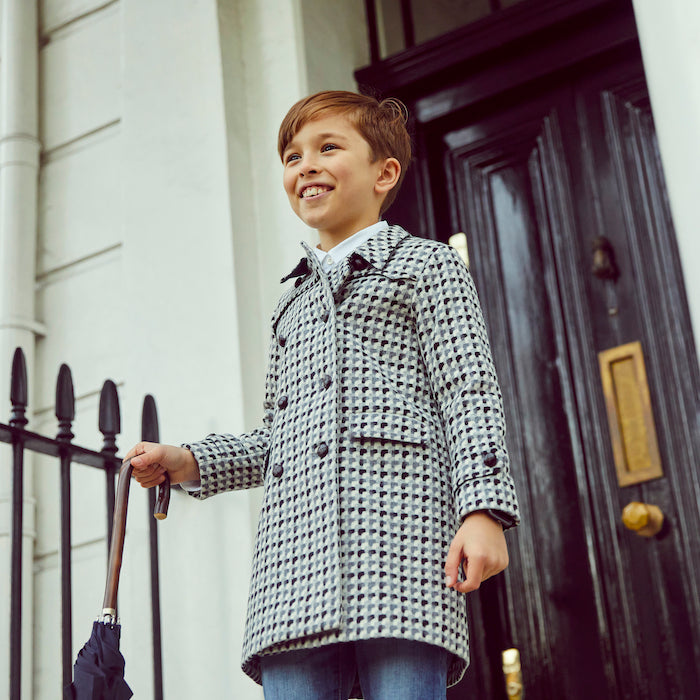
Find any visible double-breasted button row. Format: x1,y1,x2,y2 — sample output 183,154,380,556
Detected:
484,453,498,468
277,333,287,347
271,443,329,478
277,395,288,409
321,374,332,390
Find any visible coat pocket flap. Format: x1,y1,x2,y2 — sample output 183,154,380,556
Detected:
349,412,429,446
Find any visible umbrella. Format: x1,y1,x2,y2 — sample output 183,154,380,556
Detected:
65,458,170,699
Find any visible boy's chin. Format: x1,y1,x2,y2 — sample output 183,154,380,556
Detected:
297,211,332,231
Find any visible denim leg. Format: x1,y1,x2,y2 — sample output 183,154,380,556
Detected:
260,643,356,700
354,638,449,700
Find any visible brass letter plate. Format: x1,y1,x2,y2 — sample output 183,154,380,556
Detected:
598,341,663,486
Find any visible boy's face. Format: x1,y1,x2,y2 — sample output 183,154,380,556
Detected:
282,114,396,245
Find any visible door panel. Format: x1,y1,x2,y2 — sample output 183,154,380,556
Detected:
558,62,700,699
444,97,614,699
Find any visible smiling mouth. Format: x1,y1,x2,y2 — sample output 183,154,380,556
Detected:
299,185,332,199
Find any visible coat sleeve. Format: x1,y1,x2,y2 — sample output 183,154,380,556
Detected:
413,243,519,527
181,329,281,500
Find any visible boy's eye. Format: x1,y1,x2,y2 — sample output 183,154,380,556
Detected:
285,153,301,164
321,144,338,152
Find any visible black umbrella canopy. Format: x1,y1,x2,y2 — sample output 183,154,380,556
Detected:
64,621,133,700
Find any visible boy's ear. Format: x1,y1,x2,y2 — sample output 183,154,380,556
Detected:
374,157,401,196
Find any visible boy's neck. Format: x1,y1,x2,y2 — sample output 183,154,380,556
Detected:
316,219,382,252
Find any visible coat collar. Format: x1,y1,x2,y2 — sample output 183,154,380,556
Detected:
281,225,411,283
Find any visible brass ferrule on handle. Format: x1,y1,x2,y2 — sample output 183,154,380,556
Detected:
102,458,170,613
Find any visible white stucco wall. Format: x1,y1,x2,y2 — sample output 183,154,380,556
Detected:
632,0,700,361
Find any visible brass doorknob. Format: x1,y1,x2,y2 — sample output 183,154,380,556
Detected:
621,502,664,537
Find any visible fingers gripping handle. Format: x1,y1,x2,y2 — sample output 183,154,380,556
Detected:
102,458,170,615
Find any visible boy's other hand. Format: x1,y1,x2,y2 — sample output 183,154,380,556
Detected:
444,512,509,593
123,442,200,488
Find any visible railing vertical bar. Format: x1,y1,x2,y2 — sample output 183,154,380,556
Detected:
56,363,76,689
99,380,120,557
148,487,164,700
59,455,72,687
10,442,25,700
142,394,164,700
9,348,28,700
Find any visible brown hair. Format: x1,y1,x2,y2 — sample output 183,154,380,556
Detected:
278,90,411,215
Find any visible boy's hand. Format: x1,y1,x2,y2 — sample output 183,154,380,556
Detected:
123,442,200,487
444,511,509,593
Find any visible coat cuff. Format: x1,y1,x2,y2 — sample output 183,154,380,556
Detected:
180,432,266,499
453,458,520,529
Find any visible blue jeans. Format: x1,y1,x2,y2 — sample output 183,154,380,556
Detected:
260,638,449,700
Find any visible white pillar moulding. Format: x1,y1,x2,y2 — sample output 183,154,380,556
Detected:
0,0,41,698
631,0,700,361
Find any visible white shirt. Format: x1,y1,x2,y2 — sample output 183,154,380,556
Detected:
312,220,388,272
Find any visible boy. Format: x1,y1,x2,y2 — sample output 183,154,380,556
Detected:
127,91,519,699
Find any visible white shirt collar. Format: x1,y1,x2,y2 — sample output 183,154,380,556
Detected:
313,221,389,270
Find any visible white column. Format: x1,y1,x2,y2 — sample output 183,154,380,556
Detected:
632,0,700,361
120,0,260,697
0,0,41,698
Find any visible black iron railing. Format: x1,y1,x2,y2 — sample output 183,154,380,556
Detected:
1,347,165,699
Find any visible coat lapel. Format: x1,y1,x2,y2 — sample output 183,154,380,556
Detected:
351,224,411,272
279,225,412,302
328,225,412,296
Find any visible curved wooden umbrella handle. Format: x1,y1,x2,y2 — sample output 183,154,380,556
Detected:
102,459,170,616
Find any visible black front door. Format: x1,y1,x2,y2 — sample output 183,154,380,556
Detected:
357,2,700,698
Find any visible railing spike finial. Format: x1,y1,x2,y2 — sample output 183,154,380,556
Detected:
99,380,121,456
10,347,28,428
141,394,160,443
55,364,75,442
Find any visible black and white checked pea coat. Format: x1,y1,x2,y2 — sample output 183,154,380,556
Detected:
186,225,519,689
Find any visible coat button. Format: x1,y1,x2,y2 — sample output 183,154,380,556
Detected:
321,309,330,323
484,453,498,468
316,442,329,458
272,464,284,477
277,333,286,347
321,374,332,389
277,395,288,409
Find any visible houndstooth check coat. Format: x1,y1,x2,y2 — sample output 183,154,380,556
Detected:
185,224,519,689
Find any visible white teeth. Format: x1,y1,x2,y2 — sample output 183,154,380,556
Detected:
301,186,329,198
